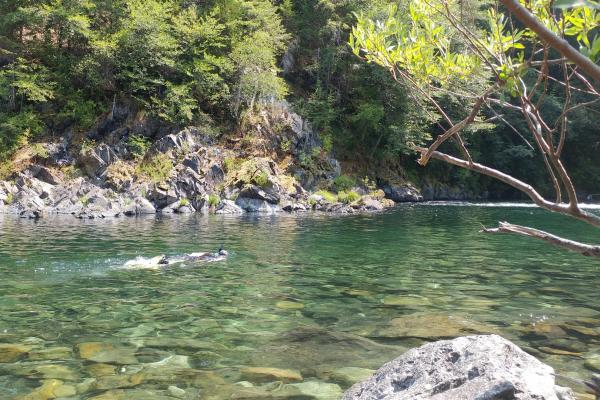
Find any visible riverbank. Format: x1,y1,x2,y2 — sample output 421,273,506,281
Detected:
0,103,436,219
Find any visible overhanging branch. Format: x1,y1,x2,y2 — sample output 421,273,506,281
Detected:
414,147,600,228
499,0,600,84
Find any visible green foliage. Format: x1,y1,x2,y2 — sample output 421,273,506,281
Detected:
79,139,96,156
253,171,269,187
0,58,56,107
333,175,355,192
369,189,386,200
338,190,360,203
208,193,220,207
56,93,99,131
180,198,190,207
0,111,44,159
315,190,338,203
223,157,245,173
136,153,174,183
61,165,83,181
31,143,49,159
347,190,361,203
228,0,290,116
127,135,151,160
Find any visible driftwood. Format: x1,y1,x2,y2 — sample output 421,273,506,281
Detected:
481,222,600,257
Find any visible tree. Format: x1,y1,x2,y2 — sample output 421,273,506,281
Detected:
350,0,600,257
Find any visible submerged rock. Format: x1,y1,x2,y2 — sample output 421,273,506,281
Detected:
343,334,575,400
372,312,495,339
329,367,375,387
252,326,402,372
27,346,73,361
240,366,303,383
15,379,77,400
0,343,31,362
88,389,176,400
584,354,600,372
77,342,138,364
275,301,305,310
278,381,343,400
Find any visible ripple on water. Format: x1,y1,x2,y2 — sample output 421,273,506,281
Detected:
0,206,599,398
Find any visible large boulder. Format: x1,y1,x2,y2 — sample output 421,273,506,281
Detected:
80,144,118,178
123,197,156,216
238,184,280,204
149,127,211,155
235,196,280,213
215,199,243,214
343,334,574,400
382,183,423,203
26,165,62,185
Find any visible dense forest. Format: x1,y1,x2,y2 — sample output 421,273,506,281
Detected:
0,0,599,198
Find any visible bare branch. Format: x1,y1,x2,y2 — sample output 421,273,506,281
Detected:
418,85,500,166
482,222,600,257
414,147,600,227
484,102,535,151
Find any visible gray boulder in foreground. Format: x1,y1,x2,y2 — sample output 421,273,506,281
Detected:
343,334,574,400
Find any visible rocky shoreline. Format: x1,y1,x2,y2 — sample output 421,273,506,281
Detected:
0,103,432,220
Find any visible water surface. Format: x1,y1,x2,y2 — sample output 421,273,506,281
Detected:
0,204,599,398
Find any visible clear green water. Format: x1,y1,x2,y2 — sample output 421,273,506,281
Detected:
0,204,599,399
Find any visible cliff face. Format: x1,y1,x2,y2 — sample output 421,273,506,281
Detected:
0,102,419,219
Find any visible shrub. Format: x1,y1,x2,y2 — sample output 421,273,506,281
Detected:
337,190,349,203
280,138,292,152
136,153,173,183
106,160,134,189
4,192,14,205
369,189,386,200
315,190,337,203
80,139,96,156
0,160,14,180
180,198,189,206
61,165,83,180
31,143,49,159
127,135,151,160
253,171,269,187
208,194,219,207
223,157,244,173
347,190,361,203
0,111,44,159
334,175,355,192
362,176,377,191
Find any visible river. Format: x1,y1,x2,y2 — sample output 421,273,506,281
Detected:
0,204,598,398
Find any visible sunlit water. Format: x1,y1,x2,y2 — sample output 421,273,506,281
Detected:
0,204,599,398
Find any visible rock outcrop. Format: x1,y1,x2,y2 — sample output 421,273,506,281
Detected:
343,334,574,400
382,183,423,203
0,103,402,218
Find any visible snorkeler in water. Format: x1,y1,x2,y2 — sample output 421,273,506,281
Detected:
158,247,228,265
122,247,228,269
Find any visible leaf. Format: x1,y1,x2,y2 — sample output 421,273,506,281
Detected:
553,0,600,9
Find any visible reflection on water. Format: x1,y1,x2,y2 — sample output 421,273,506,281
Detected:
0,205,599,398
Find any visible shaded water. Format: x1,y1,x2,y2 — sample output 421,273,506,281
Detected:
0,204,599,399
